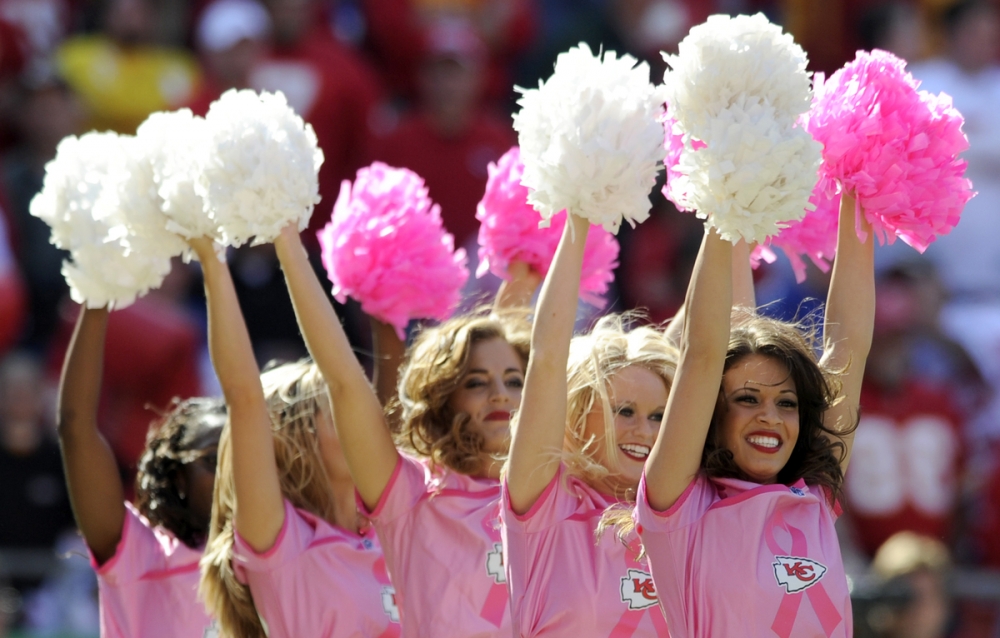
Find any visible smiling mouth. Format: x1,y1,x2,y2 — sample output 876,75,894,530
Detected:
484,411,511,422
619,444,650,462
746,433,782,454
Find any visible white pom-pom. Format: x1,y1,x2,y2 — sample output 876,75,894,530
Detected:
663,13,812,137
663,13,821,243
199,89,324,247
136,109,216,241
30,132,176,309
513,43,664,234
29,132,123,251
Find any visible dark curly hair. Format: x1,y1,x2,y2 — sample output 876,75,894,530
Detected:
135,396,226,548
701,314,856,501
393,308,531,476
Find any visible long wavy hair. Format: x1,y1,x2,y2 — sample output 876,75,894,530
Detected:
560,314,678,496
135,397,226,548
703,313,851,497
392,308,531,476
200,360,335,638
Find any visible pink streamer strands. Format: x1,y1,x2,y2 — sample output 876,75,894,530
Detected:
318,163,469,338
475,147,620,307
751,190,840,283
805,49,974,252
660,114,705,214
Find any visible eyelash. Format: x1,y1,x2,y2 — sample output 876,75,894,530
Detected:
735,395,797,409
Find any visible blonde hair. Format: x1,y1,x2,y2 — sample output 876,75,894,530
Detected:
199,360,334,638
393,308,531,475
562,314,678,493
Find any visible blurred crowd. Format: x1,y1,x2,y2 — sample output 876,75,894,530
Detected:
0,0,999,635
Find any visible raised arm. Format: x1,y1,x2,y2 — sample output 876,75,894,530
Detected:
506,214,588,514
645,229,732,511
664,239,754,347
273,226,398,510
819,192,875,473
192,238,284,552
56,307,125,564
370,317,405,411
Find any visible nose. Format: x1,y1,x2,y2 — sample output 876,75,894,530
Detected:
489,378,513,403
757,401,782,426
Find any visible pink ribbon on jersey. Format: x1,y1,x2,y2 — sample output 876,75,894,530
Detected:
479,503,508,628
372,555,401,638
764,510,842,638
608,538,670,638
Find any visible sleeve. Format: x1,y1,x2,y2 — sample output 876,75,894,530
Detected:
232,499,312,579
633,471,716,536
361,453,430,526
91,503,161,586
499,465,577,534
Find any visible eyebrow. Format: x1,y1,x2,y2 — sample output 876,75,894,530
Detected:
467,368,523,375
727,386,797,397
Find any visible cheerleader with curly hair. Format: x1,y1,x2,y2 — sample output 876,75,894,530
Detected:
56,307,224,637
273,221,536,637
635,192,874,638
190,235,400,638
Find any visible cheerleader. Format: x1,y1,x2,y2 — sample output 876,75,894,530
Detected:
635,192,873,638
56,306,223,637
273,220,532,637
192,236,399,638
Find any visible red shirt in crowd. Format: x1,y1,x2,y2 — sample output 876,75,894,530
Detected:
844,380,966,556
366,111,514,248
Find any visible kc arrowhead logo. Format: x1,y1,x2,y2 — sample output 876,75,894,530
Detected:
486,542,506,584
381,585,400,623
620,568,659,610
772,556,828,593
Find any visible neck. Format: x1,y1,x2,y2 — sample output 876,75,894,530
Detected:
328,475,362,533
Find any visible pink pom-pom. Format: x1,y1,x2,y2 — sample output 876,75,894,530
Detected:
318,163,469,338
661,114,706,213
475,146,620,307
751,189,840,283
805,50,974,252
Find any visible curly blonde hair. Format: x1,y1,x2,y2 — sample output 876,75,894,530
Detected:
561,314,678,496
393,308,531,476
199,360,335,638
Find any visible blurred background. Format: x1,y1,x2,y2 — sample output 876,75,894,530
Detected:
0,0,998,635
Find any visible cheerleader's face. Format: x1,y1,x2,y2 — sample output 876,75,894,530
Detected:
582,365,668,490
448,337,525,458
719,354,800,483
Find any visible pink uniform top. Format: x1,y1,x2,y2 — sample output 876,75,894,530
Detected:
364,453,511,637
91,502,214,638
233,498,400,638
501,465,670,637
634,473,852,638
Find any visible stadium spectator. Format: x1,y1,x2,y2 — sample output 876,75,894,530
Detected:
187,0,272,115
55,0,201,133
869,532,952,638
367,17,514,249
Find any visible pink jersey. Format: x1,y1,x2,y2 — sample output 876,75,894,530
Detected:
91,502,214,638
634,473,851,638
233,498,400,638
364,453,511,637
501,466,669,637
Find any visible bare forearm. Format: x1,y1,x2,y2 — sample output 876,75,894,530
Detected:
732,240,756,311
507,215,588,513
371,318,405,408
494,261,542,310
824,193,875,359
273,228,398,509
56,306,125,564
195,243,284,551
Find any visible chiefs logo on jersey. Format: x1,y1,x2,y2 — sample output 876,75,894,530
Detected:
772,556,828,593
381,585,400,623
619,568,659,610
486,542,506,584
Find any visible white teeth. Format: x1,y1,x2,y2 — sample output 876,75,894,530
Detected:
747,435,780,448
619,444,650,459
